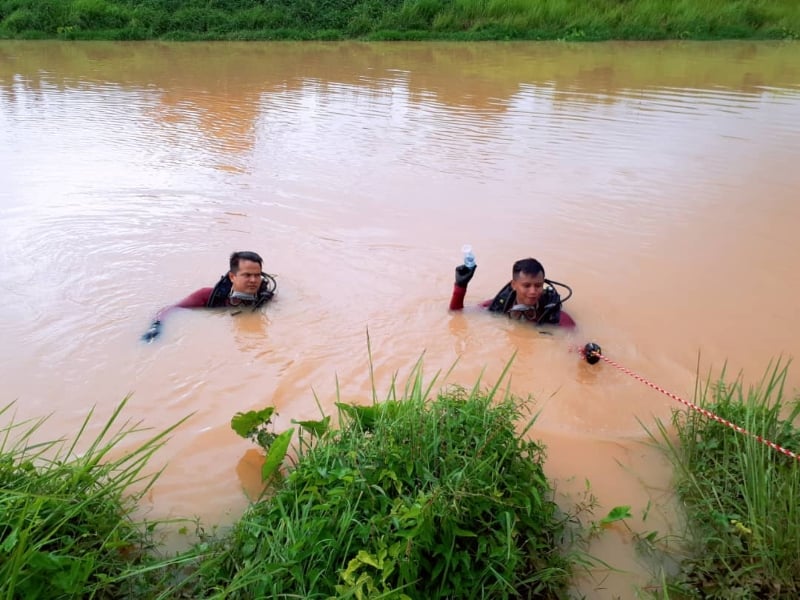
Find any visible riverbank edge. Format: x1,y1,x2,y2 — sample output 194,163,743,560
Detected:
1,0,798,42
3,361,799,597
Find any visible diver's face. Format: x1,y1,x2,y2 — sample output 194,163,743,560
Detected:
511,271,545,306
229,260,262,294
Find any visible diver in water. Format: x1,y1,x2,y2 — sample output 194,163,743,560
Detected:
141,250,277,342
448,257,575,327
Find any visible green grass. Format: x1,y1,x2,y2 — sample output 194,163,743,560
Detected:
1,0,798,40
0,398,195,599
0,360,583,599
7,358,800,598
645,361,800,598
170,358,576,599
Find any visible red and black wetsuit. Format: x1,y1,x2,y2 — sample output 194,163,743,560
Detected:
154,288,213,320
449,283,576,328
155,275,275,320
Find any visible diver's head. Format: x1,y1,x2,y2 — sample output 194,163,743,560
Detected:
510,258,546,306
228,251,263,295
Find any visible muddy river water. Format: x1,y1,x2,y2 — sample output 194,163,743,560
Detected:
1,40,799,597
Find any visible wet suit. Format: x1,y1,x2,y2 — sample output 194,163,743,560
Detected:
155,273,276,319
449,282,575,327
157,287,214,316
143,274,276,341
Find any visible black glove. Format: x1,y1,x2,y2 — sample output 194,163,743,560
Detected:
454,264,477,288
141,320,162,343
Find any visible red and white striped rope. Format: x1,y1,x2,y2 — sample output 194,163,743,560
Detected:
579,346,800,462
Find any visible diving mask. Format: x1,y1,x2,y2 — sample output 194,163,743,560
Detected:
229,290,258,306
507,304,539,322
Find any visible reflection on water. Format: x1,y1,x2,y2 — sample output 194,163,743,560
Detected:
2,40,800,598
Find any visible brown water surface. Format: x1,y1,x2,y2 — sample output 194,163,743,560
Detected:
2,40,800,598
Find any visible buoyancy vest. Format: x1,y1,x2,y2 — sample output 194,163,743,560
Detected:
206,273,277,310
487,281,563,325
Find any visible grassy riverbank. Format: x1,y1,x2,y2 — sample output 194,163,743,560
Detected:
648,361,800,598
0,0,798,41
4,361,800,598
179,367,576,598
0,400,192,599
0,366,582,598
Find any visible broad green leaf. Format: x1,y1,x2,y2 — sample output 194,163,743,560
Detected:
599,505,633,527
261,428,294,481
341,554,364,583
231,407,275,438
356,549,382,569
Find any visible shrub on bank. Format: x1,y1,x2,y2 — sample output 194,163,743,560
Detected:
0,364,578,599
184,365,573,598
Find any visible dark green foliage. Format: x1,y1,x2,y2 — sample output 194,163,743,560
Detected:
1,459,143,597
229,6,287,31
0,0,798,40
1,0,69,33
70,0,128,30
169,7,229,33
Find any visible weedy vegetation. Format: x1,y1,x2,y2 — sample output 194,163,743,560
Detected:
642,360,800,598
1,0,798,41
184,358,579,598
0,398,195,599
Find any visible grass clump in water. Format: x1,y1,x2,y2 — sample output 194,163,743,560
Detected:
188,361,573,598
0,398,189,599
649,361,800,598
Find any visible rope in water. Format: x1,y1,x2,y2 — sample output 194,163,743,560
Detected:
578,343,800,463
